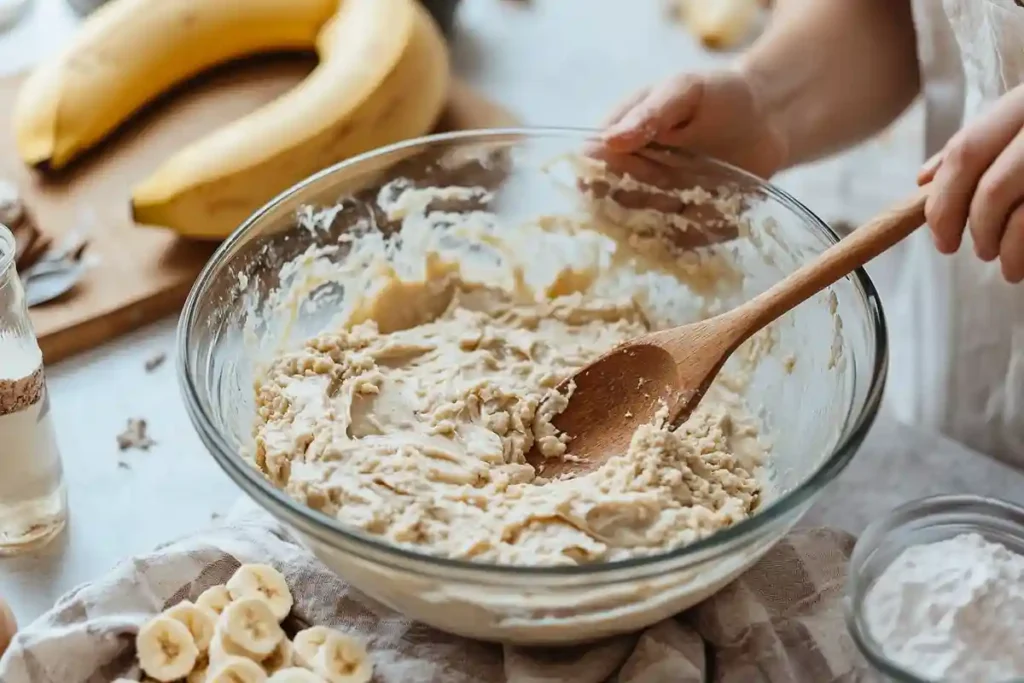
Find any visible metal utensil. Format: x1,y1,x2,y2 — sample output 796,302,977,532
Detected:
20,212,93,307
22,259,88,307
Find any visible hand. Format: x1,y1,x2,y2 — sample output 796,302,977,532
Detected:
593,69,789,180
918,84,1024,283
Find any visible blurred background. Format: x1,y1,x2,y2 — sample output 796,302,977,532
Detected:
0,0,924,236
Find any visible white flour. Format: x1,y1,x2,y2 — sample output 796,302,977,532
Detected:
863,532,1024,681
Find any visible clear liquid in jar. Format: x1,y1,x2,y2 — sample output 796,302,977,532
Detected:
0,343,67,555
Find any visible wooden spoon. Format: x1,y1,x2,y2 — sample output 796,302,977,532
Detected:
526,184,929,479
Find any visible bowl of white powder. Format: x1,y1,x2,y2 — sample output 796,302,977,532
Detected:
179,128,888,644
846,494,1024,682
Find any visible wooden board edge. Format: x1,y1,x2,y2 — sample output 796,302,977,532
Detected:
38,282,193,364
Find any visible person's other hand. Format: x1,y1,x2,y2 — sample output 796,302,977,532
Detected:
918,83,1024,283
594,69,789,180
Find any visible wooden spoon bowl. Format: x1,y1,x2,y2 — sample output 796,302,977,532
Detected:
528,184,930,479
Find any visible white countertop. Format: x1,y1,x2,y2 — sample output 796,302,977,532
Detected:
0,0,1018,628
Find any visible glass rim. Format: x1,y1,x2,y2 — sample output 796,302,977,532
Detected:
0,223,13,279
177,126,890,578
845,494,1024,683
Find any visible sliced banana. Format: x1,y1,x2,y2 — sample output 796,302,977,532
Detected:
292,626,333,668
209,628,259,665
312,632,372,683
196,585,233,617
206,656,268,683
165,601,217,652
263,637,295,674
137,614,200,682
218,598,285,658
226,564,294,622
268,669,327,683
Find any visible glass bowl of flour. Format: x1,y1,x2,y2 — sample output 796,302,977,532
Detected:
178,128,887,645
846,494,1024,682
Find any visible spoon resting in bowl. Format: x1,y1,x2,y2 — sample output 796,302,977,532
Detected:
526,184,930,479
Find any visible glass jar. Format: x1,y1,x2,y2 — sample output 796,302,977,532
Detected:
845,494,1024,682
0,224,67,555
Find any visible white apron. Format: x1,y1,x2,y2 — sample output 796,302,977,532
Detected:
889,0,1024,465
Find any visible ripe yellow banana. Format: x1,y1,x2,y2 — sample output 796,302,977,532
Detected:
13,0,339,169
13,0,451,241
677,0,762,50
131,0,450,239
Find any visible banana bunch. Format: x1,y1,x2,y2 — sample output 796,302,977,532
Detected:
120,563,374,682
12,0,451,240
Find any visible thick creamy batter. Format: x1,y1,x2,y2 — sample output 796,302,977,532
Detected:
252,250,765,563
249,163,768,567
254,281,763,565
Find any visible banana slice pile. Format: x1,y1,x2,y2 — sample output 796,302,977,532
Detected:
118,563,373,683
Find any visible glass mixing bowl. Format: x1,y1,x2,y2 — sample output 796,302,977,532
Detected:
178,128,887,645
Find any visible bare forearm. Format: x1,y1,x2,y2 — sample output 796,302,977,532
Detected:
739,0,920,169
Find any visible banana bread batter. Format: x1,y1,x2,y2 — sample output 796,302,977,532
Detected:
250,175,766,567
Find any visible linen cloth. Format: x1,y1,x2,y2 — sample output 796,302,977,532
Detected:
885,0,1024,465
0,505,878,683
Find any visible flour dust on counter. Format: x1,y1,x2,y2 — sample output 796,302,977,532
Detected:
117,417,155,452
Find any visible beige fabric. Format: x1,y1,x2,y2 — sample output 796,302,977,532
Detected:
889,0,1024,466
0,508,878,682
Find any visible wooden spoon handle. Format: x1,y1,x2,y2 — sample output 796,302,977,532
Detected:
731,183,929,338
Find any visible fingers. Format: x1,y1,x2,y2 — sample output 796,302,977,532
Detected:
917,150,944,186
653,125,704,150
925,88,1024,255
601,87,650,129
969,129,1024,261
582,150,680,189
602,75,704,153
924,157,969,254
583,88,650,159
1000,204,1024,283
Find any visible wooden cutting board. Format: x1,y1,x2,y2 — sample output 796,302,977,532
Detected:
0,57,519,364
